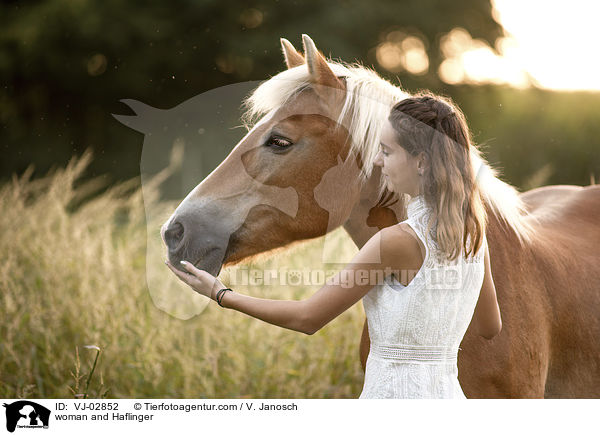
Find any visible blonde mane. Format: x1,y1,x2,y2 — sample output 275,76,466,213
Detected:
243,60,535,244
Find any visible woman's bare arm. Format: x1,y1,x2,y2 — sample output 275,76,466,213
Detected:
221,227,414,335
471,242,502,339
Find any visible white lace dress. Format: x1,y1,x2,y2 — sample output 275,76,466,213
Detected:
359,194,486,399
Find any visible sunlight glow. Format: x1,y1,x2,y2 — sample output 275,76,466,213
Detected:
439,0,600,91
376,31,429,75
439,28,529,87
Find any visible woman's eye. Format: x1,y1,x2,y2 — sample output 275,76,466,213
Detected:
382,150,389,156
265,136,293,150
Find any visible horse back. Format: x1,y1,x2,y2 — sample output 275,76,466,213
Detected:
459,184,600,398
523,184,600,397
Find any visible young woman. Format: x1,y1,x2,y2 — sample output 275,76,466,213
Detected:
166,92,502,399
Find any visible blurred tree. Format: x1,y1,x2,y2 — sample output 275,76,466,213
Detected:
0,0,502,183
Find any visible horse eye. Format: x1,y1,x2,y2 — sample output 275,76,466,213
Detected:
265,136,293,150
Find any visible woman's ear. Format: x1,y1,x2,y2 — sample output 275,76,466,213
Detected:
416,152,429,175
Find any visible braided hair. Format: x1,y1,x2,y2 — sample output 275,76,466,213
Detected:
388,92,486,260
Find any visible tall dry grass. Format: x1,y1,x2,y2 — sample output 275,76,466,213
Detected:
0,152,365,398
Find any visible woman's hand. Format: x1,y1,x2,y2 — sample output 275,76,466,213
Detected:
165,260,228,301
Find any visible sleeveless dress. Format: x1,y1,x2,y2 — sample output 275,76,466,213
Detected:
359,194,486,399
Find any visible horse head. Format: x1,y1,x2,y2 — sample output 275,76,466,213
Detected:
161,35,378,276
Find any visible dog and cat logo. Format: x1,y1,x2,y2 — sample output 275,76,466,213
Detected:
3,401,50,432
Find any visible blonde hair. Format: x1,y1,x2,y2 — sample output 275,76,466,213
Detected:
389,92,487,260
244,60,534,249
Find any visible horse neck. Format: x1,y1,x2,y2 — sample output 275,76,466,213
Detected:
342,170,407,248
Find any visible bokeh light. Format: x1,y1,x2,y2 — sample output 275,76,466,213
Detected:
439,0,600,91
438,28,528,87
376,31,428,75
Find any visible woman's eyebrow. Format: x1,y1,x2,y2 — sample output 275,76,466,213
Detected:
380,142,391,150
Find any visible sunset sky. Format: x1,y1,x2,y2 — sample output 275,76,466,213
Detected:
376,0,600,91
444,0,600,91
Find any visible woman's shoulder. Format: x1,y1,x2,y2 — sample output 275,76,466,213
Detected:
377,223,424,264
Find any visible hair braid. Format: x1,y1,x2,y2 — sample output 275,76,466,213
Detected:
388,92,486,260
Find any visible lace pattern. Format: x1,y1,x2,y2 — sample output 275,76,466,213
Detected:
369,342,458,363
359,194,485,399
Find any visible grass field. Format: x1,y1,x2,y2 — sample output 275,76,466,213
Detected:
0,152,365,399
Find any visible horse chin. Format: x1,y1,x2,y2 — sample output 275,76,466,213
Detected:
193,247,225,277
168,245,225,277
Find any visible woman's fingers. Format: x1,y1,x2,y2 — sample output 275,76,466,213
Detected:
165,259,220,299
179,260,198,275
165,260,193,284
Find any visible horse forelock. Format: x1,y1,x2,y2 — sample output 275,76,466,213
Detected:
242,60,534,244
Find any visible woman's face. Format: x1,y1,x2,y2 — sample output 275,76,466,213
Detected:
374,119,422,197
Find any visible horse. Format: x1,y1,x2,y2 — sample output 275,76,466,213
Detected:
161,34,600,398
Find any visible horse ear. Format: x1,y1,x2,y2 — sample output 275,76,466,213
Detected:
280,38,304,69
301,34,345,97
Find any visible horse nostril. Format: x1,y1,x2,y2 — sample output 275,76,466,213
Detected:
164,221,184,250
